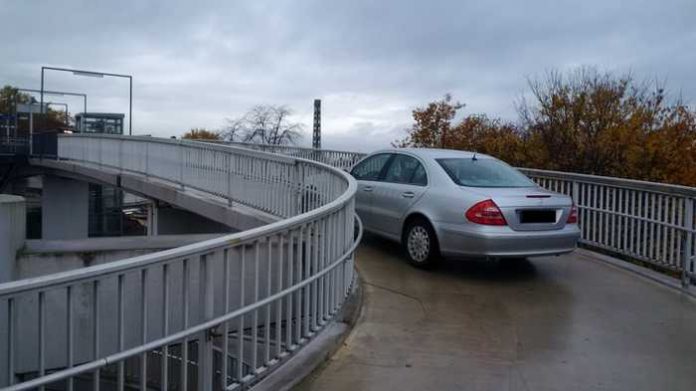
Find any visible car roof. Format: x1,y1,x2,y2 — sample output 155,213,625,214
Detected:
371,147,494,160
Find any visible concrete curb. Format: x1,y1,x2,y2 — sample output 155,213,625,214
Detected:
252,274,364,391
576,248,696,300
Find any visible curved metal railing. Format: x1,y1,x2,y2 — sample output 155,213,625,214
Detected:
223,141,695,288
215,141,366,172
0,134,360,390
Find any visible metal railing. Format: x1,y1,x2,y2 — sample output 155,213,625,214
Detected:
0,138,29,156
519,168,696,286
0,134,360,390
217,141,366,172
227,142,696,288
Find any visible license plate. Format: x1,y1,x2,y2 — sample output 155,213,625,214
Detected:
519,210,556,224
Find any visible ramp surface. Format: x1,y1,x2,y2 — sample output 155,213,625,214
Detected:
298,234,696,391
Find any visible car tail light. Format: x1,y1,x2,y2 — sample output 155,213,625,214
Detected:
566,203,578,224
466,199,507,226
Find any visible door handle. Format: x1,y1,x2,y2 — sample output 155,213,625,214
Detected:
363,186,373,192
401,191,415,198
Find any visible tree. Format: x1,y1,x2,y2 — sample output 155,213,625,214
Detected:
449,114,525,166
394,94,464,148
517,67,696,184
395,68,696,186
182,128,221,140
395,95,524,164
0,85,34,114
223,105,303,145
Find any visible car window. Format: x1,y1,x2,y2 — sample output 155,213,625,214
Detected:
384,154,427,186
436,157,535,187
411,163,427,186
351,154,391,181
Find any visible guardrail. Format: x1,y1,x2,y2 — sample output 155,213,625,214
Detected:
519,168,695,286
226,141,695,288
0,134,360,390
217,141,366,172
0,138,29,156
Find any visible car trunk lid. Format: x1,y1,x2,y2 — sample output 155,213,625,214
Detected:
462,186,572,231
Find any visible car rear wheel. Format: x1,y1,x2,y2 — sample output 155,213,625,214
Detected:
403,218,440,268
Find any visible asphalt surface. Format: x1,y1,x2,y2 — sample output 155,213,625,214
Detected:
297,234,696,391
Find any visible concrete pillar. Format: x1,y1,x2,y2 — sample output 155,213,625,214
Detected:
0,194,25,282
146,201,159,236
42,176,89,240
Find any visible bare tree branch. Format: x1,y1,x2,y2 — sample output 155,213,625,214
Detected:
224,105,304,145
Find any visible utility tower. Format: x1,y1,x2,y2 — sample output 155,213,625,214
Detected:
313,99,321,149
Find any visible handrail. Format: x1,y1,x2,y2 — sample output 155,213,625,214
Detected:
6,218,363,391
520,168,696,198
0,141,355,297
211,141,368,171
0,135,360,390
67,133,298,164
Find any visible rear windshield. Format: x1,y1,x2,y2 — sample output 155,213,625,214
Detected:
436,158,535,187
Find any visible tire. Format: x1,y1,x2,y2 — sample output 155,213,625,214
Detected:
403,218,440,269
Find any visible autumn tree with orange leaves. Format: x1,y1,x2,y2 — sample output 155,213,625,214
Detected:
397,68,696,187
182,128,222,140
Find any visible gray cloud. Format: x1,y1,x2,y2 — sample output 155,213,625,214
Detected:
2,0,695,149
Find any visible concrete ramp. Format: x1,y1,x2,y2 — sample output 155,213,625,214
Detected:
299,235,696,391
31,158,277,232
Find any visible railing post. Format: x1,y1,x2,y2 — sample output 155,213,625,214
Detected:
682,198,695,289
294,162,302,215
145,140,149,178
179,140,184,189
227,154,233,207
118,137,123,170
147,201,158,236
55,134,60,161
198,253,215,391
572,180,579,202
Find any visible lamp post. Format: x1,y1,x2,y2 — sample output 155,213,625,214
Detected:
40,66,133,135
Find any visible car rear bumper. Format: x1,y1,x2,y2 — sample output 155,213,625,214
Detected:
436,222,581,259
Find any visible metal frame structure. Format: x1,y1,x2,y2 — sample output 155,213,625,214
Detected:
0,134,360,390
40,66,132,135
312,99,321,149
16,88,87,115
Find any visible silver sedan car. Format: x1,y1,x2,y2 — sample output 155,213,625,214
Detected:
350,148,581,267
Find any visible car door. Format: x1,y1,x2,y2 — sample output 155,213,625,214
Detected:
349,153,393,231
370,153,428,238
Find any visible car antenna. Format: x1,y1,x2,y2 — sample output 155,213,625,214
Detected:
472,152,478,161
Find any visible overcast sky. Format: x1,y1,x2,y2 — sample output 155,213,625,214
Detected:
2,0,695,151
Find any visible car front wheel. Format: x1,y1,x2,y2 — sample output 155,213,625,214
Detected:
403,219,440,268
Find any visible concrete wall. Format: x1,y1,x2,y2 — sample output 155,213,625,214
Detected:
41,176,88,240
0,195,26,282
